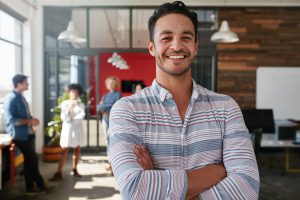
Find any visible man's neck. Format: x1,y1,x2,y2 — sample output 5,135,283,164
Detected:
156,72,193,122
156,71,192,99
14,88,23,94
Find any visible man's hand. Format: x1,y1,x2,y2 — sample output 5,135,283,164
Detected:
134,144,154,170
29,118,39,126
186,163,227,199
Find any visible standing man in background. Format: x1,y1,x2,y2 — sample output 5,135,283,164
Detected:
108,1,259,199
4,74,51,195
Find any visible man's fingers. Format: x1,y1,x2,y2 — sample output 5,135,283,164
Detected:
135,145,154,170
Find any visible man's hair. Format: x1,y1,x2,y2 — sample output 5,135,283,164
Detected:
68,83,83,95
148,1,198,42
12,74,28,88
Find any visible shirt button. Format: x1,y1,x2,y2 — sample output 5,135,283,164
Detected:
167,93,173,98
172,107,176,111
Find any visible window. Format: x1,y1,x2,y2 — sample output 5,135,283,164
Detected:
132,9,154,48
0,10,22,102
89,8,130,48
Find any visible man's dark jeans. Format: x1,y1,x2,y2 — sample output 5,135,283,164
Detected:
13,139,46,192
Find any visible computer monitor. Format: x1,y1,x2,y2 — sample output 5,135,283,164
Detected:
242,109,275,133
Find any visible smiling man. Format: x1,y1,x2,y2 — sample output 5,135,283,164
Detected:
108,1,259,200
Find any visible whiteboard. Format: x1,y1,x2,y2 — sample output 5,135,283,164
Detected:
256,67,300,120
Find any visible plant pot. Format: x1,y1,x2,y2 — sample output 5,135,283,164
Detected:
42,146,63,162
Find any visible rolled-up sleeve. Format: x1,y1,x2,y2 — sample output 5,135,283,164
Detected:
108,99,188,200
201,98,260,200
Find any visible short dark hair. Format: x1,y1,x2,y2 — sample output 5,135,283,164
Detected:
68,83,83,95
12,74,28,88
148,1,198,42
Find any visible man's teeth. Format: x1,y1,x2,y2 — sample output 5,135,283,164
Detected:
168,55,184,59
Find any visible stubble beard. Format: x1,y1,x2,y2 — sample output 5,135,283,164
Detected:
156,53,195,77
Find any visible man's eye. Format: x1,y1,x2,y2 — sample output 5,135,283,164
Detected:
161,37,171,41
182,37,192,40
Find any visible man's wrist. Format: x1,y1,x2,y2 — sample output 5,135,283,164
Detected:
186,163,226,197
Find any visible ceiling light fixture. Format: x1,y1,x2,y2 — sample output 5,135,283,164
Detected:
210,20,239,43
57,20,87,44
107,52,129,70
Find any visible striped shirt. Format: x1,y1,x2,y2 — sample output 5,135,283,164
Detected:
108,80,259,200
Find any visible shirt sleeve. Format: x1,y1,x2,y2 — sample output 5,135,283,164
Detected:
200,98,260,200
4,97,21,126
108,99,188,200
72,103,85,120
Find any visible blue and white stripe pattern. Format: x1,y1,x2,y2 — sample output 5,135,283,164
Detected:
108,80,259,200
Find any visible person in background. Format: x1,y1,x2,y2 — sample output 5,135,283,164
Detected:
4,74,52,195
49,84,85,181
97,76,121,172
108,1,259,200
134,82,145,93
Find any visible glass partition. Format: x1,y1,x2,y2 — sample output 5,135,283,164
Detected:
132,9,154,48
89,8,129,48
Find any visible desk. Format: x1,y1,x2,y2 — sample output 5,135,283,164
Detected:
261,134,300,172
0,134,12,190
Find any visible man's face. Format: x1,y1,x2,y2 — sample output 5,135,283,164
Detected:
18,79,29,92
148,13,198,77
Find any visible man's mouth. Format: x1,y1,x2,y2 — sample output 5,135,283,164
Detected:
166,55,186,59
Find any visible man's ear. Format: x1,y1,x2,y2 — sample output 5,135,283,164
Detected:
195,40,199,55
148,41,155,56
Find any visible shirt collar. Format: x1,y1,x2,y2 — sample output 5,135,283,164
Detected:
13,90,22,96
151,79,200,102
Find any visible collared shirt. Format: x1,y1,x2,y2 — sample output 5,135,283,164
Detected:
3,91,32,141
108,80,260,200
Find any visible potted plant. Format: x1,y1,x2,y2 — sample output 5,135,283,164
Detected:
43,92,69,162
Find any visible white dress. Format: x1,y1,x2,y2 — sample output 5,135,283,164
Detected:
60,99,85,148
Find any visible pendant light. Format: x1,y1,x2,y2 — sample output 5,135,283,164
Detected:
57,3,87,44
210,20,239,43
108,52,129,70
57,20,87,43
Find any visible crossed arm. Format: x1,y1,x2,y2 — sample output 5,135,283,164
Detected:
134,145,227,200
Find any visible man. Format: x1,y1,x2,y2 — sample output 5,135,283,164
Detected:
4,74,49,195
108,1,259,200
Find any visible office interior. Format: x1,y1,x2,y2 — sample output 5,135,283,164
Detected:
0,0,300,199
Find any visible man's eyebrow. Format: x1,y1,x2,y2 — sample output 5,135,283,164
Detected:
159,30,173,36
182,30,194,37
159,30,194,37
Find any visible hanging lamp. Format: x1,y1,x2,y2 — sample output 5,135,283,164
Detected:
57,20,86,43
210,20,239,43
108,52,129,70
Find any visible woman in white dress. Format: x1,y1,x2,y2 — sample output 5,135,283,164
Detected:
50,84,85,181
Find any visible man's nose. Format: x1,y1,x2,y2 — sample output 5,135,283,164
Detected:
170,38,183,51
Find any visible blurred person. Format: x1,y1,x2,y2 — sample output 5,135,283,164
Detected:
108,1,259,200
134,82,145,93
97,76,121,172
49,84,85,181
4,74,52,195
